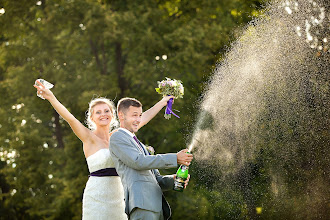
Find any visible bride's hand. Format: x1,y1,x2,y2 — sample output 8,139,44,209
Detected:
33,80,54,100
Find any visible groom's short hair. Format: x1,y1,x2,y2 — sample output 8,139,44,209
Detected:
117,97,142,114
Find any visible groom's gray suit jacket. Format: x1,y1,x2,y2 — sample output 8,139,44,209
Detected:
109,129,177,219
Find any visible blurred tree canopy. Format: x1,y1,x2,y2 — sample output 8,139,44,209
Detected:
0,0,267,219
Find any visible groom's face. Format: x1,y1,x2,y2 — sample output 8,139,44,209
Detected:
121,106,142,133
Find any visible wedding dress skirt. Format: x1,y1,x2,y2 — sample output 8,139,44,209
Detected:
82,149,127,220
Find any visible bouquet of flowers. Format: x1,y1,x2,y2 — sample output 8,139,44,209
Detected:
155,77,184,119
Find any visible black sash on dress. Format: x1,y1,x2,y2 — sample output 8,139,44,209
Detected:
89,168,118,177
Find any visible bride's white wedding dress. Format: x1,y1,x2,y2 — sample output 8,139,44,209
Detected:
82,148,127,220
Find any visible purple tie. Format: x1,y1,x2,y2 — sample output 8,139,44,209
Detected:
133,136,155,175
133,135,156,178
133,136,148,155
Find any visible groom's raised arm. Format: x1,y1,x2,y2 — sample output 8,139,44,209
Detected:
110,132,177,170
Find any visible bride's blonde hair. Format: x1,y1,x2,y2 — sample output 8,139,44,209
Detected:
85,97,118,131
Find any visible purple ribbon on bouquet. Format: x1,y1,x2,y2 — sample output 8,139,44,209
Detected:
165,98,180,119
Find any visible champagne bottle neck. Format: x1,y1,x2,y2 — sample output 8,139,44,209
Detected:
180,164,189,170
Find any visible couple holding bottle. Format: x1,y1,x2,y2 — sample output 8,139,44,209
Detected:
34,80,193,220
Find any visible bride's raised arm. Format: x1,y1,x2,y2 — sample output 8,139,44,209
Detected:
138,95,174,129
34,80,93,143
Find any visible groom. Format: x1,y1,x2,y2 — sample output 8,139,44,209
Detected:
109,97,193,220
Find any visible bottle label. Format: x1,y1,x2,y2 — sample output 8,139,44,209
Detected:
174,177,185,191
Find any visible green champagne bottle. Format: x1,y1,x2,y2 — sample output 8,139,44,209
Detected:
173,164,189,192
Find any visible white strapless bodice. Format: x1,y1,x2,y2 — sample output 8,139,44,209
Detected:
86,148,115,173
83,148,127,220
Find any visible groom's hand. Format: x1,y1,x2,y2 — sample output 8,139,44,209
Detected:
184,174,190,188
177,149,193,165
160,95,175,107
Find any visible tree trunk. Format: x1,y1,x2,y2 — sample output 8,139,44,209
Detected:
115,42,128,97
53,111,64,148
90,39,107,75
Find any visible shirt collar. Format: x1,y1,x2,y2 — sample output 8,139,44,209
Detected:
119,127,135,138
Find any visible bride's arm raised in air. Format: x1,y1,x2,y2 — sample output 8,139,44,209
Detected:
138,95,174,129
34,80,93,143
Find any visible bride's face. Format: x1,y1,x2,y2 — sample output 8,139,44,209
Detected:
91,103,113,128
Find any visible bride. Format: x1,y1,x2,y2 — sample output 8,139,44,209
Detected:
34,80,173,219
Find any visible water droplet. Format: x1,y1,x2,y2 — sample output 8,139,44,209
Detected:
285,7,292,14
